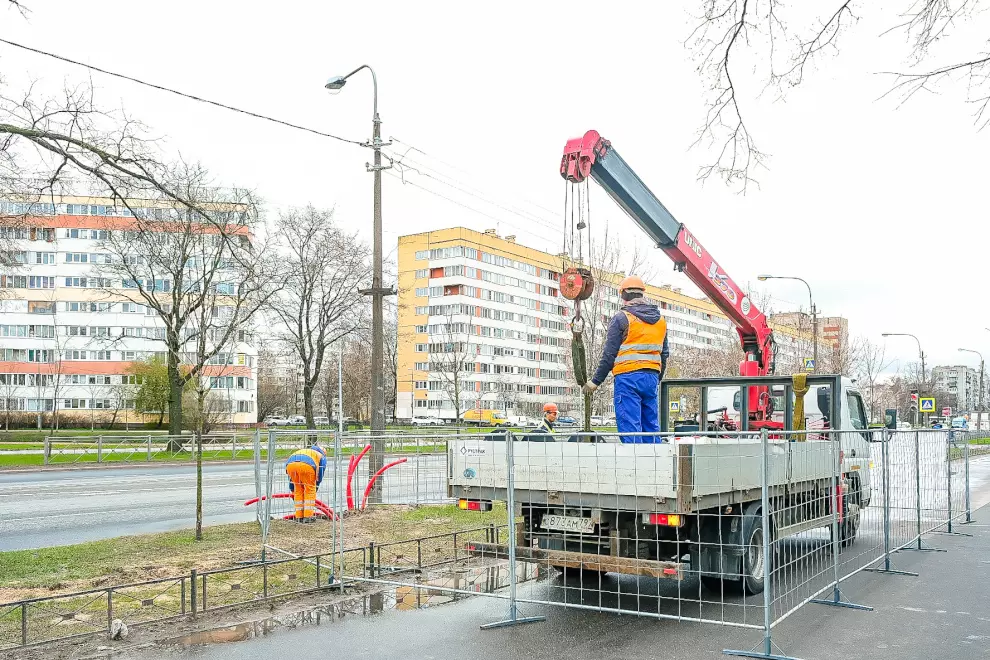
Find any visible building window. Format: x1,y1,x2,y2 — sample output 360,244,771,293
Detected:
414,381,427,390
414,250,429,260
415,344,427,352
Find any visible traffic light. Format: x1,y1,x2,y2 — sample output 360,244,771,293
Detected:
910,390,919,404
885,408,897,430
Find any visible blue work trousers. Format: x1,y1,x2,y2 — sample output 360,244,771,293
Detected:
613,370,661,442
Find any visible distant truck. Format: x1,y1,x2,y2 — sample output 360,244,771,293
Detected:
461,409,511,427
449,375,873,595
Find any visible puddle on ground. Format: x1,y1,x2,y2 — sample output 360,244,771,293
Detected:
167,562,539,648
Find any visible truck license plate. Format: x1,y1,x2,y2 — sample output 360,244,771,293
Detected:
541,514,595,534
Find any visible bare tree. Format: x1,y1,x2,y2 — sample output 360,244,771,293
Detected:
315,349,341,422
256,344,296,421
688,1,990,187
1,80,276,435
820,333,863,376
178,249,278,541
431,312,476,422
97,180,277,436
265,207,369,428
857,336,893,422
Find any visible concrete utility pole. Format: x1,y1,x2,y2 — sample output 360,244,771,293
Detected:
326,65,394,501
959,347,984,433
758,275,817,372
883,332,926,425
325,66,394,427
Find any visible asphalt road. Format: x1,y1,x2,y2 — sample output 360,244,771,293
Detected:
1,441,986,552
0,456,450,551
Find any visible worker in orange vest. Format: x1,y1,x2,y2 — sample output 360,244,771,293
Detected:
285,445,327,522
583,275,668,441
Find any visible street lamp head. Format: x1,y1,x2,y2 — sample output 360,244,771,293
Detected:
324,76,347,93
881,333,891,337
757,275,772,281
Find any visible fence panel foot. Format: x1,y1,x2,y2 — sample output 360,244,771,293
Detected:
932,530,973,537
864,567,919,577
723,645,802,660
480,614,546,630
810,597,874,611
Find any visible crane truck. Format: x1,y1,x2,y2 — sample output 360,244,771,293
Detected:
447,131,873,594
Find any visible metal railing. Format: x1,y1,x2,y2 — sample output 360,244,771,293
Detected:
0,523,502,651
322,427,984,658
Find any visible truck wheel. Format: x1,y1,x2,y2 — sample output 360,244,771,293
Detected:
740,520,767,595
831,502,860,549
698,508,767,596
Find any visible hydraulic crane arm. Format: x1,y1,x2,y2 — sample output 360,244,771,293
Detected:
560,130,776,381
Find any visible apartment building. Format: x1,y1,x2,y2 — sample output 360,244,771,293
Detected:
0,197,258,426
396,228,736,421
770,312,849,354
933,365,987,413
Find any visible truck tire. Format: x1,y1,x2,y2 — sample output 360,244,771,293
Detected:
831,502,860,549
698,504,768,596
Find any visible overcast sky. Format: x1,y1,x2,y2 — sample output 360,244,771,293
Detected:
2,1,987,375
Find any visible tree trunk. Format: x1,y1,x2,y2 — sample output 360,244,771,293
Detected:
166,339,184,436
195,390,205,541
303,381,315,428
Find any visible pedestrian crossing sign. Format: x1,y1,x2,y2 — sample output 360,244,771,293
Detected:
669,401,680,413
803,358,815,371
919,397,935,413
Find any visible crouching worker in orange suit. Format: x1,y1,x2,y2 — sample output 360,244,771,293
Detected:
285,445,327,523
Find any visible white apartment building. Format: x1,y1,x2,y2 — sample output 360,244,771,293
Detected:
0,198,258,426
396,228,736,421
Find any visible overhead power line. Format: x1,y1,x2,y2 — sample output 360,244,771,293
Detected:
0,36,365,146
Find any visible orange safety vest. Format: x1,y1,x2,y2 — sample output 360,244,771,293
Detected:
612,311,667,376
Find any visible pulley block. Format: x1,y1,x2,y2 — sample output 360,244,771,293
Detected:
560,267,595,301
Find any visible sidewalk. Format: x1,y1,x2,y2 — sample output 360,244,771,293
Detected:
147,505,989,660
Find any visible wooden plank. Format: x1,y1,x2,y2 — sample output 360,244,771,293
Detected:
465,542,684,580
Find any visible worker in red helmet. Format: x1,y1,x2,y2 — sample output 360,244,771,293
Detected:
540,402,558,435
285,444,327,522
524,402,558,442
582,275,669,442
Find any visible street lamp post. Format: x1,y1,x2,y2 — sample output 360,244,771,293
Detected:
326,65,394,501
882,332,926,426
758,275,818,372
959,348,985,434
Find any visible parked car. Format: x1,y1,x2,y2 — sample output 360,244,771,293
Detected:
411,415,444,427
264,416,290,427
313,416,330,426
951,416,968,430
590,415,605,426
509,416,539,428
896,421,912,430
288,415,307,425
557,415,577,426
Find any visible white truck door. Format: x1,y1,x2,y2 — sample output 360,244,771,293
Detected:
840,387,872,498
